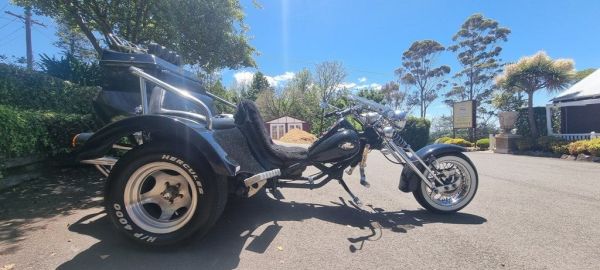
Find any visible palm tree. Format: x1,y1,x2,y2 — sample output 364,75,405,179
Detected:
495,51,574,138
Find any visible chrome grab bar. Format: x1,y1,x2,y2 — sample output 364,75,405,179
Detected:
129,66,213,129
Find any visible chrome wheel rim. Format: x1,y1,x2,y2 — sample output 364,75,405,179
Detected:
124,162,198,234
423,159,473,209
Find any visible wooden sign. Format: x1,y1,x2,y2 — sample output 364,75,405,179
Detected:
453,100,475,129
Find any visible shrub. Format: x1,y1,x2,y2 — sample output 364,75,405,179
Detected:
476,138,490,150
552,144,569,155
566,138,600,157
0,63,100,114
567,140,590,155
444,138,474,147
515,107,547,137
535,136,567,152
517,138,534,151
39,53,101,87
435,136,453,144
399,117,431,150
588,142,600,157
0,105,97,158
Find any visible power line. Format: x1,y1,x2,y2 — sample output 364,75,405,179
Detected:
0,27,24,47
0,17,17,30
0,26,23,43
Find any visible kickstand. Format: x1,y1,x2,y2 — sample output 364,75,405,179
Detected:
338,178,362,207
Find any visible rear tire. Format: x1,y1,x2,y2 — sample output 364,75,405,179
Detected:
105,143,227,246
413,154,478,213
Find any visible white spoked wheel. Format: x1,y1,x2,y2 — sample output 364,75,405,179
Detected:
413,154,478,213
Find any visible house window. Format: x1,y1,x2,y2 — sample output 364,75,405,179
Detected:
288,123,302,131
270,124,286,140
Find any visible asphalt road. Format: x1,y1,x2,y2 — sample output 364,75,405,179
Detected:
1,151,600,270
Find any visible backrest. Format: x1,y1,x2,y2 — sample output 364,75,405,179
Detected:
234,100,280,169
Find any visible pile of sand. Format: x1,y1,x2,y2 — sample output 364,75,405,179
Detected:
278,128,317,144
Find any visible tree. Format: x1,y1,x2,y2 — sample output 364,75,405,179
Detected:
53,19,97,62
243,71,270,101
495,51,575,138
357,88,385,103
16,0,255,71
572,68,596,84
446,14,511,126
491,90,525,112
315,61,347,133
396,40,450,118
380,81,410,111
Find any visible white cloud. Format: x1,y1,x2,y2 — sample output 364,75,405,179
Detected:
338,82,382,90
267,72,295,87
233,71,295,88
233,71,254,86
358,77,367,83
336,82,357,90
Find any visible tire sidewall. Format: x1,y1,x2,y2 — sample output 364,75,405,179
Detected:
106,143,218,246
416,154,478,213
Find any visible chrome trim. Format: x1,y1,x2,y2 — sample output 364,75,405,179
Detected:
129,66,213,130
81,156,118,166
244,169,281,197
383,141,436,189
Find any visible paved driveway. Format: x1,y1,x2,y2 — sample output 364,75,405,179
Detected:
1,152,599,269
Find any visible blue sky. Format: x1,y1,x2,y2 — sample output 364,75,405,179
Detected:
1,0,599,118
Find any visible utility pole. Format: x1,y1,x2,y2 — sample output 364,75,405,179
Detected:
5,7,46,70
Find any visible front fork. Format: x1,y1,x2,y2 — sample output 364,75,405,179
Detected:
382,139,444,189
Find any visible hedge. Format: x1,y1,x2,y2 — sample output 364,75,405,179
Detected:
435,136,453,144
444,138,474,147
566,138,600,157
0,63,100,114
399,117,431,150
476,138,490,149
0,105,97,158
516,107,547,137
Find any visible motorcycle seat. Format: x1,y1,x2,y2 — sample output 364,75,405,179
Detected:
234,100,308,167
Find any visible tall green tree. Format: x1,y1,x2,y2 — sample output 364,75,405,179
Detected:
446,14,511,125
396,40,450,118
495,51,574,138
16,0,255,71
243,71,270,101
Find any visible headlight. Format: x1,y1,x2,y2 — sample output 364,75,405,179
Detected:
388,110,407,130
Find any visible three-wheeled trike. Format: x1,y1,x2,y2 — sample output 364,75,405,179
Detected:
73,35,478,246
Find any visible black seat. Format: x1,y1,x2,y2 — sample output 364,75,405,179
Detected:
234,100,308,168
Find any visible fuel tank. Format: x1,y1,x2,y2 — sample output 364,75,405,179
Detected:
308,127,360,163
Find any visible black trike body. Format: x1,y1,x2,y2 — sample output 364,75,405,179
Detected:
73,38,478,246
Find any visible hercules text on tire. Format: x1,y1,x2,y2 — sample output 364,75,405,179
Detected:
105,143,227,246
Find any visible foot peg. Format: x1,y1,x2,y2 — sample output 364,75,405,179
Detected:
244,169,281,197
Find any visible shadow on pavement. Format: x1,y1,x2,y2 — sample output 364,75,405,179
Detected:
58,192,486,270
0,168,104,256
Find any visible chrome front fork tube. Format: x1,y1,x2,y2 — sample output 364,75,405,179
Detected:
383,140,443,189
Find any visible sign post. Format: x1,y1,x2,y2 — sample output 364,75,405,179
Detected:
452,100,476,140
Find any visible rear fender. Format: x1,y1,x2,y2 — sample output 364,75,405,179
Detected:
398,144,471,192
76,115,239,176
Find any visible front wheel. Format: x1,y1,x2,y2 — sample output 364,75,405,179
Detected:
413,154,478,213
